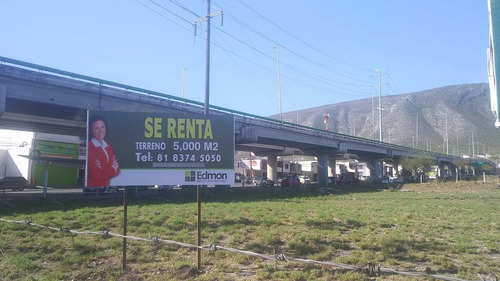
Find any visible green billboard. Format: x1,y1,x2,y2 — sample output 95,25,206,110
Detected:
86,110,235,187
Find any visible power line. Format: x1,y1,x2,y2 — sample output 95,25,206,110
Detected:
210,39,369,98
208,24,374,94
386,72,405,95
214,9,373,82
135,1,193,33
144,0,195,28
234,0,374,74
167,0,201,18
136,1,376,101
280,62,372,94
211,32,278,105
210,25,369,95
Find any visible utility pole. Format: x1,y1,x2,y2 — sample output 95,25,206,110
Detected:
376,69,382,142
416,114,419,148
203,1,211,116
274,46,283,123
371,92,375,140
195,0,222,270
181,68,187,98
296,104,299,124
472,130,475,158
195,0,222,115
445,115,449,155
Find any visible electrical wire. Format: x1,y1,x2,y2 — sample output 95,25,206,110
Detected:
142,0,194,29
167,0,201,18
214,10,374,82
136,1,377,101
234,0,374,74
386,72,405,95
211,39,370,98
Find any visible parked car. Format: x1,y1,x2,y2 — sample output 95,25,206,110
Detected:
155,185,175,190
298,175,311,184
280,177,300,187
252,176,275,187
381,176,392,184
390,176,404,184
290,177,301,186
83,186,117,192
0,176,27,191
359,176,370,182
335,176,360,184
235,173,246,183
245,177,254,184
278,177,290,186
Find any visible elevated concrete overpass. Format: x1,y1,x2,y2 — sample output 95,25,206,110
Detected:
0,56,467,186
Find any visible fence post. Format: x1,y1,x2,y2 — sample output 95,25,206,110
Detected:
122,187,128,270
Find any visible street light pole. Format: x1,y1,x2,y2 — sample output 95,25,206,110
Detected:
445,115,449,155
274,46,283,123
472,130,475,158
416,114,418,148
376,69,382,142
181,68,187,98
296,104,299,124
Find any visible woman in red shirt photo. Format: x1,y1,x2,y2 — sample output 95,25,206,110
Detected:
87,115,120,186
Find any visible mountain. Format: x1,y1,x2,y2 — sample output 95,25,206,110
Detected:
271,83,500,160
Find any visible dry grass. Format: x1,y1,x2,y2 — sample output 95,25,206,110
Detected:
1,177,499,280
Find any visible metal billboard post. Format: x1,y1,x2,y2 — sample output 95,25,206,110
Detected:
122,186,128,270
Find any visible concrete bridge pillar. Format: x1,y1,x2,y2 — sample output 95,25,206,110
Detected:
316,154,329,186
264,154,278,182
369,159,383,184
328,156,337,179
392,160,401,178
438,162,447,180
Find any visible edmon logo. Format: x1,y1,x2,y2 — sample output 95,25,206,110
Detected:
185,171,196,182
197,171,228,181
185,171,228,182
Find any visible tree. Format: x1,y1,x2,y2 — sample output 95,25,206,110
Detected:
400,156,436,174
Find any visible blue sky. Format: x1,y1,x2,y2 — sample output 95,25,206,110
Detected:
0,1,489,117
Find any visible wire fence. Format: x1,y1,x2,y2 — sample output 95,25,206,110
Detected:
1,217,497,281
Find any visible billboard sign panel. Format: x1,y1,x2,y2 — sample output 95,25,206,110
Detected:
86,110,235,187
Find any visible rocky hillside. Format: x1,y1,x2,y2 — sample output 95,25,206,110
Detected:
272,83,500,159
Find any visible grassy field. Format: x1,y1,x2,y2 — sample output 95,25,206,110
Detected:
0,179,499,281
